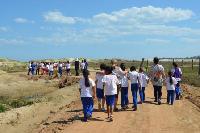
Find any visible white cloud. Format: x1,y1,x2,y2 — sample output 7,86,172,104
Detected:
14,17,35,24
43,11,77,24
91,6,194,25
0,38,25,45
0,27,8,32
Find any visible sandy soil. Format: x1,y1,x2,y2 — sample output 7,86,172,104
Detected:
0,72,80,133
37,72,200,133
0,71,200,133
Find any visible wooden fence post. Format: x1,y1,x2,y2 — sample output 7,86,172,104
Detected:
182,59,184,67
198,58,200,76
192,59,194,70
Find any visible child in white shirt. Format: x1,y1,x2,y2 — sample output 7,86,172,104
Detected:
95,64,106,111
128,66,141,111
102,66,119,121
79,70,96,122
120,63,129,110
139,68,149,103
165,71,177,105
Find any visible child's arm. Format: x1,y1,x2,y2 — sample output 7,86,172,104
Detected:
92,86,96,99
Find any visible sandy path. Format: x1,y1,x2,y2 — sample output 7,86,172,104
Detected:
58,72,200,133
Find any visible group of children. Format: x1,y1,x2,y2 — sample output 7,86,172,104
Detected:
28,61,71,77
27,59,89,78
79,59,183,122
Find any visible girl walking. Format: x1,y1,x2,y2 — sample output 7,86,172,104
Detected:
165,71,177,105
79,70,96,122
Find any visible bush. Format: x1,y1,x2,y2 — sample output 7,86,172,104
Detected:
0,103,6,113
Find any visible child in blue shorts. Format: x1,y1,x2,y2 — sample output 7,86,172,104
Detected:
95,64,106,112
102,66,119,121
79,70,96,122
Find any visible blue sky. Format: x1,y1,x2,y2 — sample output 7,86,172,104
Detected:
0,0,200,61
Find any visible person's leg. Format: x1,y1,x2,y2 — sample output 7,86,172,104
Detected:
124,87,129,106
139,88,143,103
167,90,170,104
131,84,134,108
121,87,125,108
158,86,162,104
133,84,138,110
153,86,158,102
81,97,87,121
142,87,145,102
96,89,101,110
114,85,120,111
171,90,175,105
88,97,94,117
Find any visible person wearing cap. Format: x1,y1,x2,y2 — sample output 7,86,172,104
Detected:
150,57,165,105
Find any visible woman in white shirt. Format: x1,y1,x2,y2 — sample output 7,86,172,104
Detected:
128,66,141,111
120,63,129,110
102,66,119,121
165,71,177,105
79,70,96,122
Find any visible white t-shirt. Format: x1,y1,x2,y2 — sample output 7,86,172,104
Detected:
66,63,71,69
139,72,149,88
151,64,165,86
58,63,63,68
128,71,140,84
49,64,54,71
46,65,50,70
165,77,177,90
81,62,85,69
102,75,119,95
120,74,129,87
79,78,95,97
96,74,104,89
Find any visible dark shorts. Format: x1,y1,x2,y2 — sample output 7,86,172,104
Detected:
96,88,104,99
106,95,115,106
66,69,70,72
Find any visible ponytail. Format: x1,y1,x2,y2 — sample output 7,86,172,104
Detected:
168,71,173,85
83,70,90,87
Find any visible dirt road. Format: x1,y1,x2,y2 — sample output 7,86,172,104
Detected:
38,71,200,133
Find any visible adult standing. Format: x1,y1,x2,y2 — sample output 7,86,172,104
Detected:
75,58,80,76
150,57,165,105
84,59,88,70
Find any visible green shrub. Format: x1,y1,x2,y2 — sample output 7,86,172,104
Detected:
0,103,6,113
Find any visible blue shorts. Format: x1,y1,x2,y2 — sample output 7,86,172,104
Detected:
106,95,115,106
96,88,104,99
